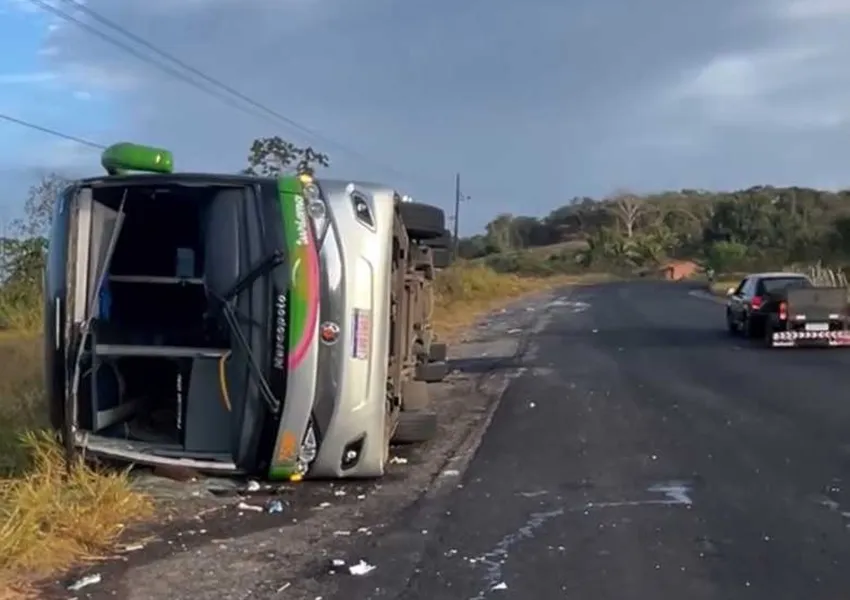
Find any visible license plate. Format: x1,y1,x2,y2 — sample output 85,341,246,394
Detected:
805,322,829,331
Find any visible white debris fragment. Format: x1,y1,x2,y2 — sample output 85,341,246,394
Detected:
333,530,351,536
237,501,264,512
334,489,346,496
528,402,536,408
507,328,521,334
68,573,102,591
120,543,145,552
246,480,261,492
491,582,508,590
519,490,548,498
441,469,460,477
331,559,346,567
389,456,408,464
592,328,598,333
316,502,332,509
348,560,376,576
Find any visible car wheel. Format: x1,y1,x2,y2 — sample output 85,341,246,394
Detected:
432,247,452,269
401,380,430,411
763,322,775,347
416,361,448,383
399,202,445,240
726,310,738,335
745,315,763,339
392,410,438,444
429,342,447,363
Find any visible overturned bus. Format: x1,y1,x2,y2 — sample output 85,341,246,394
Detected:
44,143,452,480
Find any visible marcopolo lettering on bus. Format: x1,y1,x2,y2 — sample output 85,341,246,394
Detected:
294,196,309,245
274,292,287,370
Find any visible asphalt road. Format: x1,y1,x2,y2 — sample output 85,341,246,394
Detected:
328,281,850,600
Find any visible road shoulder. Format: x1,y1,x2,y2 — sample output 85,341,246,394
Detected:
40,288,570,600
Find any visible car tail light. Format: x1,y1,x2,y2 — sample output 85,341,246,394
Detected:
751,296,763,310
778,301,787,320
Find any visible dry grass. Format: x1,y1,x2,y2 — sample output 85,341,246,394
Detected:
433,261,607,338
0,335,153,596
0,433,153,594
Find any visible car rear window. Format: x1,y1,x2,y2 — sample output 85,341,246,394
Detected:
761,277,811,294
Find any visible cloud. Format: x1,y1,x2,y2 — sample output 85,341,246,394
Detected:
657,0,850,133
0,71,57,85
15,0,850,232
777,0,850,19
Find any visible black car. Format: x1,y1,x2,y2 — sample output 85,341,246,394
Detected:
725,271,850,347
725,272,812,337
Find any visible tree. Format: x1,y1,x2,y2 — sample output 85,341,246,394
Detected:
0,173,67,287
704,241,748,273
13,172,68,238
245,136,330,177
607,190,645,238
484,214,517,253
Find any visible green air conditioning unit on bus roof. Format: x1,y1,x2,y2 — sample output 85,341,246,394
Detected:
101,142,174,175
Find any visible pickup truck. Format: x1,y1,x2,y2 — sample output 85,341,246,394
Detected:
725,271,850,347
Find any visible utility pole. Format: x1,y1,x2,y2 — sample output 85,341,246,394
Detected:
452,173,461,258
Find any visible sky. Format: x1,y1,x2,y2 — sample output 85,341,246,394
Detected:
2,0,850,234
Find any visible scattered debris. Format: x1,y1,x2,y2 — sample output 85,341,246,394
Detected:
348,560,376,576
68,573,102,591
334,489,346,496
441,469,460,477
333,530,351,536
519,490,548,498
276,582,292,593
237,501,264,512
507,328,522,334
119,543,146,553
316,501,332,509
246,480,261,492
528,402,536,408
389,456,408,465
491,582,508,590
591,328,599,333
266,499,284,514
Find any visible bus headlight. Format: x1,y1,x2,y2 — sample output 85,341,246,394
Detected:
297,422,318,474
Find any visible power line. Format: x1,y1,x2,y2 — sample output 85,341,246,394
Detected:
37,0,440,187
29,0,275,126
0,112,105,149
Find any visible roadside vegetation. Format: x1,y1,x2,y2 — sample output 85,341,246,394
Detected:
8,138,850,594
459,186,850,277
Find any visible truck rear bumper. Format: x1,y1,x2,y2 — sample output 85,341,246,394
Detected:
770,330,850,347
